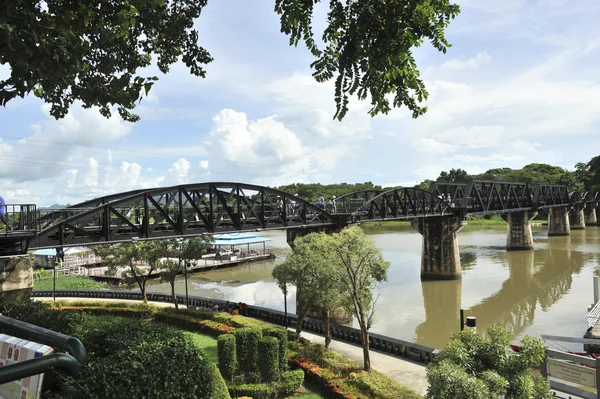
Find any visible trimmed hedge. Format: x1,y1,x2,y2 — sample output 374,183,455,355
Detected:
235,328,263,374
218,334,237,381
52,305,155,319
274,369,305,397
0,298,232,399
58,319,231,399
258,336,280,382
228,383,272,399
226,370,304,399
265,327,289,372
0,297,85,336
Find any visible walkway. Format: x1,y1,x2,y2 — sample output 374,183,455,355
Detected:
36,297,429,395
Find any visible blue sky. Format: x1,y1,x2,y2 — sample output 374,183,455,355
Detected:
1,0,599,207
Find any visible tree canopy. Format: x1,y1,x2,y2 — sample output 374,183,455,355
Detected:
427,162,586,191
273,181,383,202
1,0,460,122
427,325,551,399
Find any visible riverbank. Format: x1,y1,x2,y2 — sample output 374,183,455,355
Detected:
361,215,547,227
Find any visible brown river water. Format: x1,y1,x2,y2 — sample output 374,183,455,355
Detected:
141,224,600,351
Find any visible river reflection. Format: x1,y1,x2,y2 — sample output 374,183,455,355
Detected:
141,224,600,350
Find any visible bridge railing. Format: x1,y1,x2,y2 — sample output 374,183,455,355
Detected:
0,204,37,235
30,289,440,365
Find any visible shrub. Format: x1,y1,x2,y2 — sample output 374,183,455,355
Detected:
227,383,272,399
204,363,233,399
274,369,304,397
286,330,299,342
258,336,279,382
218,334,237,381
427,325,552,399
265,327,288,372
213,312,270,329
77,317,189,359
0,297,86,336
54,306,155,319
235,328,262,373
56,318,231,399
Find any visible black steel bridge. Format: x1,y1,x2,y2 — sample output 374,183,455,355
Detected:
0,180,595,256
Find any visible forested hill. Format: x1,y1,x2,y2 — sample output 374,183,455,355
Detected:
272,156,600,202
272,182,384,203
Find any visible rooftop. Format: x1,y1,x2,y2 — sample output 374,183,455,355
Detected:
212,233,271,246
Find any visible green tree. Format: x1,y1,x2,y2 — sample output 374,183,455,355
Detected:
437,168,470,182
586,156,600,192
100,240,168,302
417,179,434,190
427,325,552,399
573,162,591,191
272,232,345,348
328,226,390,371
162,236,212,309
1,0,460,122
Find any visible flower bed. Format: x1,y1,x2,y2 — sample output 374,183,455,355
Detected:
291,355,367,399
289,341,422,399
154,312,236,336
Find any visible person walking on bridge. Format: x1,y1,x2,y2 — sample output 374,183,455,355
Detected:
0,194,7,228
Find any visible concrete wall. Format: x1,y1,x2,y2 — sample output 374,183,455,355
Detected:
0,256,33,297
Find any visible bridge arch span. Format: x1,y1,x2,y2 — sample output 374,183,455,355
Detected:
33,182,336,249
349,187,455,222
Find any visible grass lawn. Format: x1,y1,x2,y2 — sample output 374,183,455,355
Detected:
183,331,219,364
290,381,327,398
33,276,108,291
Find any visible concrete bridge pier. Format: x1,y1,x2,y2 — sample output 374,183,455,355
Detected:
0,255,33,297
585,205,597,226
569,204,586,230
548,207,571,236
501,211,537,250
411,216,467,280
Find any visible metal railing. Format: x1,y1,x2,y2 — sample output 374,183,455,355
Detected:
30,289,439,365
0,204,37,235
0,314,86,384
541,348,599,399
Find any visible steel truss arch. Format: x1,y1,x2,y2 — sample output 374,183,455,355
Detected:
33,182,335,249
334,190,385,213
350,187,454,222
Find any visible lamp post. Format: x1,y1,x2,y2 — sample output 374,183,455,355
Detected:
283,279,288,328
54,247,64,302
184,261,190,308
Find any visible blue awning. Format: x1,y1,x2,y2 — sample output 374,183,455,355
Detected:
212,233,271,246
32,249,56,256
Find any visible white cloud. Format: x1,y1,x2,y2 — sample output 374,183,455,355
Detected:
265,73,373,140
209,109,303,163
440,52,491,71
413,138,458,154
166,158,191,185
0,103,132,181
